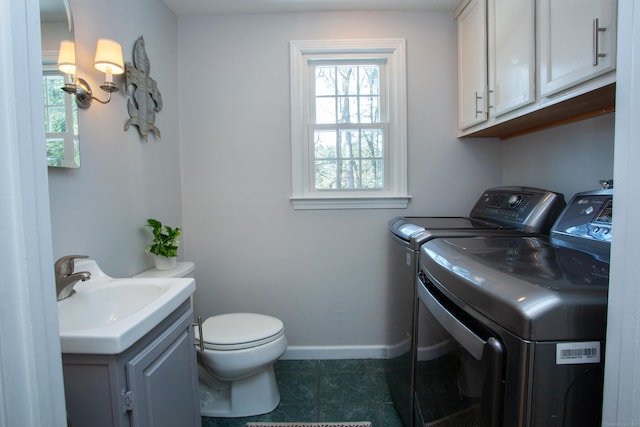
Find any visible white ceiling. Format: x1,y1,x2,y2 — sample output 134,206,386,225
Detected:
163,0,460,16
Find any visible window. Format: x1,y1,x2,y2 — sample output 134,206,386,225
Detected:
290,39,409,209
42,68,79,167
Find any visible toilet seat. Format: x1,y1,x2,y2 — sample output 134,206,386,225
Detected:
196,313,285,351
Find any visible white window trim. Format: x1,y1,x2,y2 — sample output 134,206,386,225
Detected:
289,39,410,210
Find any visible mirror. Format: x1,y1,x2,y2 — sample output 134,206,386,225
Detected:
40,0,80,168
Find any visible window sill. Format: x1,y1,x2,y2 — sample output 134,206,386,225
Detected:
290,195,411,210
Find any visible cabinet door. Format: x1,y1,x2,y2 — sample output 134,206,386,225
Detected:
538,0,617,97
457,0,488,130
489,0,535,116
126,313,201,427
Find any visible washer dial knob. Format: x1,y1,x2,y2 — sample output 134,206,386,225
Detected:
508,194,523,208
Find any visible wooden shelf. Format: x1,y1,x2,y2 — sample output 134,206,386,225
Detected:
460,83,616,140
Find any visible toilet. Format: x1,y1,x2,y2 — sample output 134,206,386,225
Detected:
135,261,288,418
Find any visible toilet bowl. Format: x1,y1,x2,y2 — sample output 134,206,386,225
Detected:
195,313,288,417
135,262,288,418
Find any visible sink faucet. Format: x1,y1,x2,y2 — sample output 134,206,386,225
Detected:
55,255,91,301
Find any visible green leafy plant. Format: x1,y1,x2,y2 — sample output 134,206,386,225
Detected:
144,218,181,258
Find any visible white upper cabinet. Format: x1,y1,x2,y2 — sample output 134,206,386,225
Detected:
489,0,535,116
538,0,617,97
457,0,488,130
456,0,617,138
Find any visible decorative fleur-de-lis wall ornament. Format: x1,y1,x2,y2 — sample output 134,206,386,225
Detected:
124,36,162,141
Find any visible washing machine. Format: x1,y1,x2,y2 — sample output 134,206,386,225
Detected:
387,186,565,426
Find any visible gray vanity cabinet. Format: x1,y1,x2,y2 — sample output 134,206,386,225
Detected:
62,301,201,427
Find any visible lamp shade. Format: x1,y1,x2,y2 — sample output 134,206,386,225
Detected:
93,39,124,75
57,40,76,75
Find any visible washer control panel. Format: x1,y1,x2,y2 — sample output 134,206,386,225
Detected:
470,186,566,233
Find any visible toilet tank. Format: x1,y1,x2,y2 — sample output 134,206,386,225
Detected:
135,262,196,309
134,261,195,279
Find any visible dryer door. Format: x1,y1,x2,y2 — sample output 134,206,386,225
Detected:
415,270,504,427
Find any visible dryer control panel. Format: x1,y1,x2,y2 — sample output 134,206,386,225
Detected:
551,189,613,244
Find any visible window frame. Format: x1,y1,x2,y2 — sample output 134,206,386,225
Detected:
289,39,409,209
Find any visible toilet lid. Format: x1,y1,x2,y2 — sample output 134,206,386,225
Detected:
197,313,284,350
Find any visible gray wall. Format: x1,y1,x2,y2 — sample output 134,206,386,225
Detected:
48,0,182,277
502,113,615,197
176,11,504,356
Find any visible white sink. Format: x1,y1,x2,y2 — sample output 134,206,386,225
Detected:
57,260,195,354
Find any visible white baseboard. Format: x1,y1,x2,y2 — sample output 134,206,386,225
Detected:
281,339,454,361
281,345,388,360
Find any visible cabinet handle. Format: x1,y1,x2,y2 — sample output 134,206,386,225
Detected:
474,91,484,118
593,18,607,66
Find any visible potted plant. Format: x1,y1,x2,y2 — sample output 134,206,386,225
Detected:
144,218,181,270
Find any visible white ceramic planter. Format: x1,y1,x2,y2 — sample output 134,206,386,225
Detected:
153,255,177,271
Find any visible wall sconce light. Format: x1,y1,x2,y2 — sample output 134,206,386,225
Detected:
58,38,125,109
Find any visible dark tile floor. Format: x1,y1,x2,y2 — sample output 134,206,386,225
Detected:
201,359,403,427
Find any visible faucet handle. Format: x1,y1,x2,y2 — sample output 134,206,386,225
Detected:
54,255,89,275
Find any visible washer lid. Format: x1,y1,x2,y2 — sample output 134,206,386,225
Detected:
200,313,284,346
